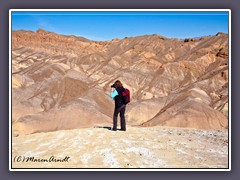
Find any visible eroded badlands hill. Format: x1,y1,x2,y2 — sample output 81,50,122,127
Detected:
12,29,229,136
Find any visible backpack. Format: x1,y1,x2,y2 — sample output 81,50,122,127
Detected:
121,88,130,104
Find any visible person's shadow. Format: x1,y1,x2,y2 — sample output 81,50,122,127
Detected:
94,126,112,131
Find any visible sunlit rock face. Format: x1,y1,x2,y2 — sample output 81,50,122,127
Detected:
12,29,228,136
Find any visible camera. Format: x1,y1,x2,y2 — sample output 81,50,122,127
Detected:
111,84,115,88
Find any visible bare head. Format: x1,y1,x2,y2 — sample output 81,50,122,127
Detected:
114,80,123,88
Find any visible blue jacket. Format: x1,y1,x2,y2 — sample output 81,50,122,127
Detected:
110,87,126,108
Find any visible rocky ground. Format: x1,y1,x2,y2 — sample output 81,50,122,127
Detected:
12,126,228,169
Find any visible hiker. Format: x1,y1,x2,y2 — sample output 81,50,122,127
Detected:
110,80,127,131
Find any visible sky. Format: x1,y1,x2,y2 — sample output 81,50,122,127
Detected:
11,11,229,41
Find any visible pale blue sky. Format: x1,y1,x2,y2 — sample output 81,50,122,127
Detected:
11,11,229,41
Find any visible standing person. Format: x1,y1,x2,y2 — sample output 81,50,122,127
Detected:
110,80,126,131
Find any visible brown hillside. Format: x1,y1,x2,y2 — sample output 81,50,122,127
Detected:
12,29,228,136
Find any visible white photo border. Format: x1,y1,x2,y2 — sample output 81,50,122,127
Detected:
9,9,231,171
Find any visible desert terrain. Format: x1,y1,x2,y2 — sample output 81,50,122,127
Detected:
11,29,229,169
12,126,228,168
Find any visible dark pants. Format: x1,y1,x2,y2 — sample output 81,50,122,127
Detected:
113,105,126,130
